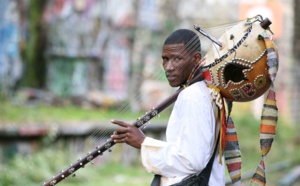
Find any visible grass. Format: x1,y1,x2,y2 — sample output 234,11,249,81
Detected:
0,148,153,186
0,100,171,125
0,100,299,185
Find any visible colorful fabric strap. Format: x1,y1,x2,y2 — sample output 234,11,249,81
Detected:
207,84,242,185
250,31,279,185
224,101,242,185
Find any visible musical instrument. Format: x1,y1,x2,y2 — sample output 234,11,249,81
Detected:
196,15,277,102
42,15,277,185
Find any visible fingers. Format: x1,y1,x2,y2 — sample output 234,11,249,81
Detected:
111,119,129,127
111,119,131,133
110,119,142,147
112,136,126,143
111,133,126,140
110,120,129,144
111,133,127,143
114,127,128,133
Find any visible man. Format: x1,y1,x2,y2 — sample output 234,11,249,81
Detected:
111,29,225,185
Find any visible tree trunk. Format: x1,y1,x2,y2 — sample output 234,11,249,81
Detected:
23,0,47,88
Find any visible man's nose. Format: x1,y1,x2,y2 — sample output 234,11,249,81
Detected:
165,60,175,71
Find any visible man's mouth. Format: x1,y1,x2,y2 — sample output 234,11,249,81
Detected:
166,74,176,81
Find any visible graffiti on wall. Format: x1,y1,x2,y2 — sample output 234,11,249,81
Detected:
43,0,136,98
0,0,23,95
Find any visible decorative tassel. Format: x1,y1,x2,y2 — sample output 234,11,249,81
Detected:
207,85,225,164
224,101,242,185
250,31,279,186
251,159,266,185
220,99,227,155
207,87,242,186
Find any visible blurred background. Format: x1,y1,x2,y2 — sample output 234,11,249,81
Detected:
0,0,299,185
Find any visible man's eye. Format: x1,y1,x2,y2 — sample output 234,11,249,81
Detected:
174,56,181,61
162,58,167,63
162,58,168,66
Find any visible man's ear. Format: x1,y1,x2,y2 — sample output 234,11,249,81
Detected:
193,52,201,64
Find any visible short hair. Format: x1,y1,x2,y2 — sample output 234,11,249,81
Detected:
164,29,201,53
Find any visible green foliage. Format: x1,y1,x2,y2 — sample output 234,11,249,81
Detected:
0,148,152,186
0,101,170,124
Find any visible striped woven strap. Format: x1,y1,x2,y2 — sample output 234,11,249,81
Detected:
250,31,279,185
208,87,242,185
225,116,242,185
224,101,242,185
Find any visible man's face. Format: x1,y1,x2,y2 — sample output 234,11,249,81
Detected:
162,43,197,87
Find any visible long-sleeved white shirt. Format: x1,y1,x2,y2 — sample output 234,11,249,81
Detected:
141,81,225,185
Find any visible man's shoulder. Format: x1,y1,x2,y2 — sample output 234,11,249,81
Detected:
183,81,209,94
179,81,211,100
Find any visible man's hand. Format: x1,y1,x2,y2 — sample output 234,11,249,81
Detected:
110,119,146,149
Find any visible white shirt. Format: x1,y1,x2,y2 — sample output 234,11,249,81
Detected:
141,81,225,185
